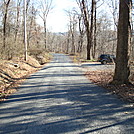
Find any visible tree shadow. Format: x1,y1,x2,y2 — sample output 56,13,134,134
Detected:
0,77,134,134
0,53,133,134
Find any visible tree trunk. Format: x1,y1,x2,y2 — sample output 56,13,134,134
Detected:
77,16,84,53
24,0,28,61
71,33,75,54
71,22,75,54
112,0,132,84
81,0,91,60
3,0,11,50
44,20,47,49
89,0,95,59
3,11,7,49
92,0,97,59
14,0,21,43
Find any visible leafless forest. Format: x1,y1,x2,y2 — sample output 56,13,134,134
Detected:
0,0,121,58
0,0,134,83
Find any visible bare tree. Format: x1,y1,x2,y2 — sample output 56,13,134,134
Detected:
66,10,78,54
107,0,119,28
76,0,98,60
66,29,70,54
77,0,91,59
39,0,53,49
77,14,85,53
3,0,11,51
26,0,30,14
91,0,103,58
27,4,38,47
14,0,22,42
92,1,97,58
94,12,115,56
90,0,96,59
112,0,132,84
24,0,28,61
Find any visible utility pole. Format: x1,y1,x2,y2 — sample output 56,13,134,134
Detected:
24,0,28,61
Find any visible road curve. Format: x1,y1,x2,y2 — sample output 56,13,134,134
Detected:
0,53,134,134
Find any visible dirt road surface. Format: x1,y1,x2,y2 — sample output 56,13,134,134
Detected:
0,54,133,134
81,62,115,72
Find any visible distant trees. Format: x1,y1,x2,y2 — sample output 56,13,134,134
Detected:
77,13,85,53
0,0,50,60
66,10,78,54
47,0,117,58
96,13,116,55
106,0,119,28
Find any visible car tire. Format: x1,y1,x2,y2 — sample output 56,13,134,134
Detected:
101,60,107,64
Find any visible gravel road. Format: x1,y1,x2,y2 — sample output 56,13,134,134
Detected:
0,53,134,134
81,62,115,72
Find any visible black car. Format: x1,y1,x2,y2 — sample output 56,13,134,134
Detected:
98,54,116,64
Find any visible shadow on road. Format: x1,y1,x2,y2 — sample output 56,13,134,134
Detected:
1,77,134,134
0,53,133,134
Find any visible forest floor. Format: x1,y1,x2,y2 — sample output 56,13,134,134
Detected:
0,54,51,101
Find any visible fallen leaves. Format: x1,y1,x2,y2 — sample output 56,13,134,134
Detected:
85,70,134,103
0,56,42,101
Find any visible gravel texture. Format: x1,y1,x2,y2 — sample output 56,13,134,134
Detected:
0,54,134,134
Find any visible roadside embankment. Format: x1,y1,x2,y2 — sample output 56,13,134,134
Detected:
0,54,51,101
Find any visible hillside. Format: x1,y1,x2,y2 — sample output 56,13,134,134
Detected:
0,54,51,101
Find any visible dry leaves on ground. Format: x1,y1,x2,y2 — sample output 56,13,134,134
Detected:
85,71,134,103
0,56,43,101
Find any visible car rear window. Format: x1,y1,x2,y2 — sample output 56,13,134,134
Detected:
100,55,108,58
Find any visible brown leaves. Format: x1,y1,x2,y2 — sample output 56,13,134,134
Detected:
0,56,42,101
86,70,134,103
86,71,113,85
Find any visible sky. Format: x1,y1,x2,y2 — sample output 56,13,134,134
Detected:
37,0,78,33
37,0,114,33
